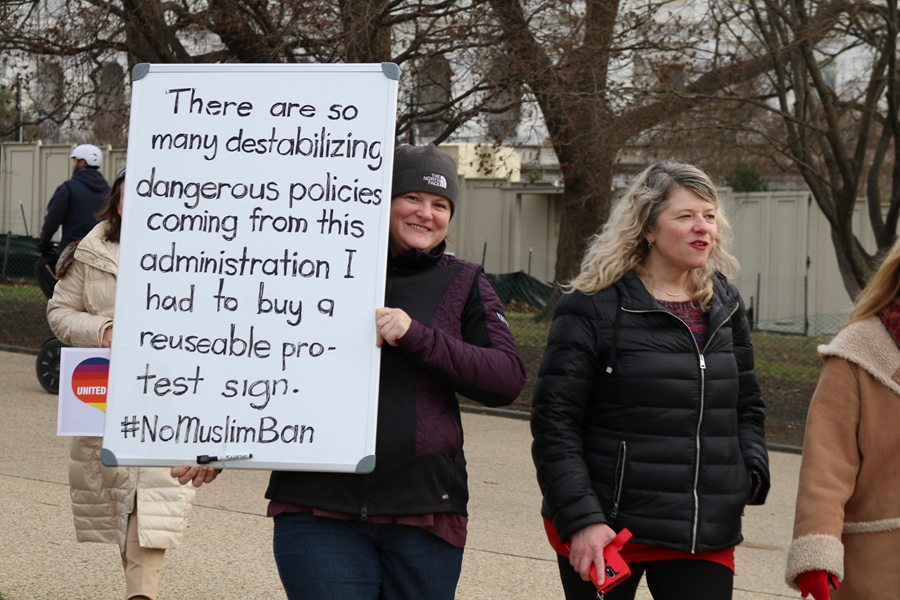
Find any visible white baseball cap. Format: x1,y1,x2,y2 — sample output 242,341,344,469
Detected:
70,144,102,168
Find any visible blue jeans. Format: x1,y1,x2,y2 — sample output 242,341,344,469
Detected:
273,512,465,600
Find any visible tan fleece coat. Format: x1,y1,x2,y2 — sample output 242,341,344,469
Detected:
47,221,196,551
786,316,900,594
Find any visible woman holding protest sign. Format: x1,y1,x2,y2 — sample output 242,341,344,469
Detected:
266,143,526,600
531,162,769,600
174,144,527,600
48,169,212,600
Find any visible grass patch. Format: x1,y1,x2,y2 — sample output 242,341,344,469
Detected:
751,331,824,384
506,311,551,347
0,282,45,302
505,310,825,385
494,310,823,446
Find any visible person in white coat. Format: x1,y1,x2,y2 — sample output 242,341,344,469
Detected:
47,169,214,600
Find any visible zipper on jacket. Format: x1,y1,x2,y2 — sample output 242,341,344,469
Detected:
691,354,706,553
622,302,739,553
610,441,627,518
690,303,737,552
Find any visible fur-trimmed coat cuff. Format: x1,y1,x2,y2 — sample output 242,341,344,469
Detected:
785,534,843,589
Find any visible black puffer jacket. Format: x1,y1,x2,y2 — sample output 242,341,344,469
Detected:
532,271,769,554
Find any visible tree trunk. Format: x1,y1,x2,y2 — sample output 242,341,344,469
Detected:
810,186,876,301
552,153,615,285
207,0,281,63
339,0,391,63
829,227,864,301
122,0,192,63
533,148,614,322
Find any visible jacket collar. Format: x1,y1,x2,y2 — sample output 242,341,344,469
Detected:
388,240,446,271
820,317,900,396
72,168,111,193
73,221,118,275
614,270,739,333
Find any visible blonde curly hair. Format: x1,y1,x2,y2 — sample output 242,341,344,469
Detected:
848,237,900,325
566,161,739,311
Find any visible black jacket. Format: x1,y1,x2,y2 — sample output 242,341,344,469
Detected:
266,243,526,518
39,168,110,250
531,271,769,553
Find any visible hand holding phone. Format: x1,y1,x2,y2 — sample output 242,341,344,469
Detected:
543,519,633,594
590,528,632,593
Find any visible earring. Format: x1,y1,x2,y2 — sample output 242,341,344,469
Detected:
647,240,653,250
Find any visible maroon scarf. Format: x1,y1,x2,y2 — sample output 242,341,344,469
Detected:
878,301,900,347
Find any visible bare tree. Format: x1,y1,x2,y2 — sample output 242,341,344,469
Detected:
0,0,512,150
487,0,780,285
706,0,900,298
2,0,803,288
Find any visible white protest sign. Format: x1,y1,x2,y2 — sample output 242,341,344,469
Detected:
58,348,111,437
101,63,398,472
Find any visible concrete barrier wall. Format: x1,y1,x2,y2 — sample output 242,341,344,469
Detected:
2,142,563,282
727,190,878,336
449,177,563,283
3,141,877,330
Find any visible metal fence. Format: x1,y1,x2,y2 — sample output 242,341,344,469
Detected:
1,233,40,284
0,233,52,349
0,266,837,447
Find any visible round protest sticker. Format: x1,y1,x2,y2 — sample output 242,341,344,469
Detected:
72,357,110,412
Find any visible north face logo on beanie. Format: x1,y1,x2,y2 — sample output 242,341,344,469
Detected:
423,173,447,188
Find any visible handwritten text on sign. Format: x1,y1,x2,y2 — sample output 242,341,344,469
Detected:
102,64,398,471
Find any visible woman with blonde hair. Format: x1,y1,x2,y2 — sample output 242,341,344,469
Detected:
532,161,769,599
786,238,900,600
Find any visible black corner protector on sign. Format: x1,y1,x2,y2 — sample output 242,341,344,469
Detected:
100,448,119,467
381,63,400,81
132,63,151,81
355,455,376,474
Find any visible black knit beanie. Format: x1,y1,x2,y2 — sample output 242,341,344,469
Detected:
391,144,459,216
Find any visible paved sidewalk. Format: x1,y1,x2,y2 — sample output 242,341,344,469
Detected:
0,349,802,599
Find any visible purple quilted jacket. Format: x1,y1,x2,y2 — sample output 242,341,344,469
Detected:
266,242,527,519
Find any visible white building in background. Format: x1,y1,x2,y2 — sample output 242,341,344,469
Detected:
0,1,229,146
515,141,562,184
442,145,522,180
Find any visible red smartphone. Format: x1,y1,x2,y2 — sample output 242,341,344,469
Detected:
543,519,633,594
